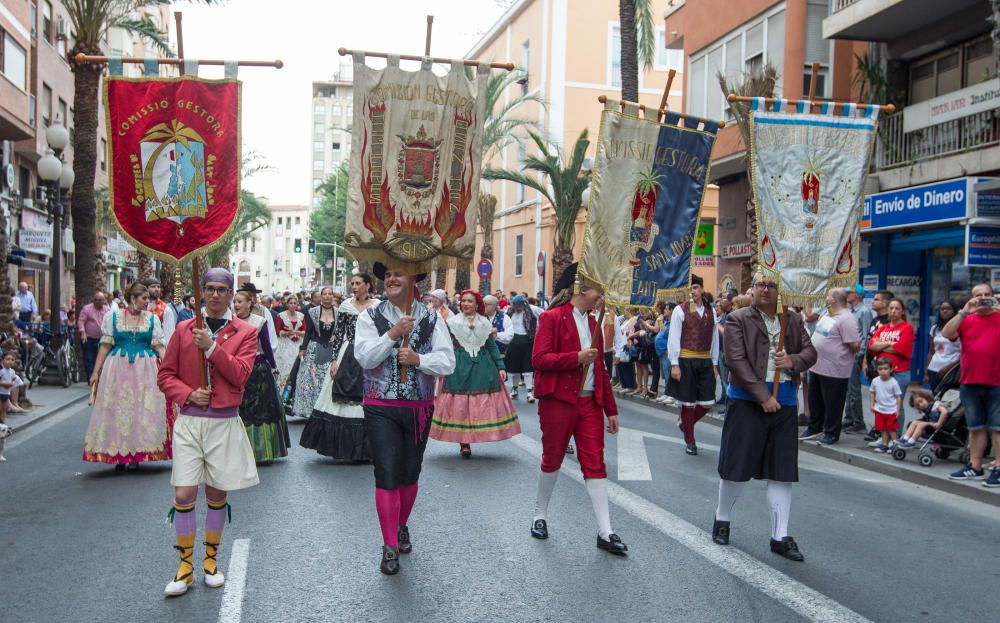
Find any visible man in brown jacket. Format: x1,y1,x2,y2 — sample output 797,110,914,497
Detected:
711,272,817,562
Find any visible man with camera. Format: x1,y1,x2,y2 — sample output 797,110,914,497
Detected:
942,283,1000,486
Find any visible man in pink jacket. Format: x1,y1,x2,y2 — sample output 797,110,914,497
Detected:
157,267,259,597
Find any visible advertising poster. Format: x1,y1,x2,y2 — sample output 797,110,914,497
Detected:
886,275,921,332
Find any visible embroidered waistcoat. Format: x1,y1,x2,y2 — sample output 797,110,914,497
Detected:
363,301,438,401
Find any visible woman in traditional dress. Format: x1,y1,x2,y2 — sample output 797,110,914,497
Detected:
274,294,305,386
234,290,290,462
300,273,379,460
83,282,168,471
291,286,338,419
506,294,543,402
431,289,520,458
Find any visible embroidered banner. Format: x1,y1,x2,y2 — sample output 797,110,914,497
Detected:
578,102,717,307
104,76,241,264
346,55,489,273
750,107,878,305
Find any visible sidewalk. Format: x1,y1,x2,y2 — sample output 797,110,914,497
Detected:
617,389,1000,507
5,383,90,432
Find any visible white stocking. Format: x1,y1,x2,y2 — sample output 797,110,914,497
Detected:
715,479,745,522
524,372,534,392
533,470,558,521
766,480,792,540
585,478,613,539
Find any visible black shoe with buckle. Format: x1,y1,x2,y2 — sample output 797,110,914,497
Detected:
380,546,400,575
397,526,412,554
770,537,805,562
685,443,698,456
530,519,548,540
712,519,730,545
597,533,628,556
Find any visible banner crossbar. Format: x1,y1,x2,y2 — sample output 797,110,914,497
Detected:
597,95,726,129
338,47,513,71
74,53,283,69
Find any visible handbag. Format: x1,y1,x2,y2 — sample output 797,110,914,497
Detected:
332,343,364,401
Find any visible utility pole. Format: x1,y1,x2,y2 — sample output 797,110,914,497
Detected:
315,241,346,290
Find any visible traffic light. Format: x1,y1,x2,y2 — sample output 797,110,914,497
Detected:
294,238,302,253
308,238,316,254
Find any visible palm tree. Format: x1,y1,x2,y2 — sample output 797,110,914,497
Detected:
618,0,656,102
718,63,779,275
474,68,546,293
484,129,591,280
65,1,220,318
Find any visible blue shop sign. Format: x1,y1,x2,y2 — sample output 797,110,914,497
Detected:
862,178,972,232
966,225,1000,267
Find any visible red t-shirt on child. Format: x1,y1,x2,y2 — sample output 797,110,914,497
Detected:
869,321,914,372
956,312,1000,386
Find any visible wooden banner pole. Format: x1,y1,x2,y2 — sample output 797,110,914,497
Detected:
657,68,676,122
578,299,606,397
73,53,283,68
808,61,819,102
771,299,787,400
597,94,726,129
425,15,434,56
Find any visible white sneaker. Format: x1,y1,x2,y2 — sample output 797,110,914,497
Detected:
204,570,225,588
164,577,192,597
867,439,884,448
526,392,535,403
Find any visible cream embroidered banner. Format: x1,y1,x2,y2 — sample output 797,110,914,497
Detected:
749,102,878,305
346,54,489,273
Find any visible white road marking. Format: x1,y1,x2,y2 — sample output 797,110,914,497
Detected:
218,538,251,623
511,434,873,623
617,426,720,480
5,403,83,450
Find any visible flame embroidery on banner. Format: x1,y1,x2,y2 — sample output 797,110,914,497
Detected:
836,238,854,274
359,99,394,242
761,235,777,267
435,141,474,249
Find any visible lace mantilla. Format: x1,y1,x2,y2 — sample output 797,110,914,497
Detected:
446,313,493,358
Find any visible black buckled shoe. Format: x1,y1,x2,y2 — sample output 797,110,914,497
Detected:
685,443,698,456
597,533,628,556
397,526,412,554
770,537,805,562
530,519,548,540
711,519,730,545
380,546,400,575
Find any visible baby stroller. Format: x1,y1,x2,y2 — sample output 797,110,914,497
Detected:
892,364,969,467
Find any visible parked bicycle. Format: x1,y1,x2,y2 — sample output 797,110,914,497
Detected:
24,331,79,388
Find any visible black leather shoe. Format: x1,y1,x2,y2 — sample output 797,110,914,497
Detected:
770,537,805,562
397,526,412,554
863,429,878,442
530,519,548,540
380,546,400,575
685,443,698,456
597,533,628,556
712,519,730,545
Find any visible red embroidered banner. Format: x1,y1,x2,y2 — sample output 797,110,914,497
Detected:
104,77,241,263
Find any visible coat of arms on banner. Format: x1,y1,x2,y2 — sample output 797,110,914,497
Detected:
578,102,718,308
750,107,878,304
346,56,489,272
105,77,241,263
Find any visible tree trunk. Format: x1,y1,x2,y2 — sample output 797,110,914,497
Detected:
551,243,575,290
69,53,101,319
454,261,471,293
477,193,498,294
160,263,178,302
93,234,107,295
992,1,1000,68
137,251,154,283
434,267,448,292
619,0,639,103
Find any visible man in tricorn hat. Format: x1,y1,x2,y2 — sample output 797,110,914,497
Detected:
354,262,455,575
529,263,627,555
666,274,719,456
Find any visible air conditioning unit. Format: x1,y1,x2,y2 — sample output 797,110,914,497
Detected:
55,18,68,40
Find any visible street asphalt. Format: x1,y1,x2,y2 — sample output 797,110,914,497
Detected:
1,395,998,623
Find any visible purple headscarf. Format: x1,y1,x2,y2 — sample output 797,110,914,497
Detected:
201,267,234,289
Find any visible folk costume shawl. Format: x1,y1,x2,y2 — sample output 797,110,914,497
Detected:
446,313,494,359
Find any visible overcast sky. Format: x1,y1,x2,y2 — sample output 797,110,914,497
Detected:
173,0,509,206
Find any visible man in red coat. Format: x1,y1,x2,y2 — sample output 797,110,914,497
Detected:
530,263,627,555
157,267,260,597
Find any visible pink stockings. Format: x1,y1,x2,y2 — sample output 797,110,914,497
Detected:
375,484,419,547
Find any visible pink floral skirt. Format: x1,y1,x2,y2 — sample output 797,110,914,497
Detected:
430,388,521,443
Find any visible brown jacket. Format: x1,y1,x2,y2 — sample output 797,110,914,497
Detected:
724,305,817,404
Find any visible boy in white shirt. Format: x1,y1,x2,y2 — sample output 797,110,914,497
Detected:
0,352,18,460
869,357,902,453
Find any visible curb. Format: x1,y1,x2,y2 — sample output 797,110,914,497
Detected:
616,391,1000,507
8,389,90,434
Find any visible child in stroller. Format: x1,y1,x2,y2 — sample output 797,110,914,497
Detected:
892,365,969,466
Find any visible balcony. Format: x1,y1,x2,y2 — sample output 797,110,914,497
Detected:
823,0,984,41
875,108,1000,170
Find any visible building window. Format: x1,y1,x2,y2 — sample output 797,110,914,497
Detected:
314,102,325,115
30,4,37,38
28,94,35,127
521,40,530,94
654,26,684,71
314,122,325,134
514,234,524,276
313,196,322,208
333,104,342,115
313,179,322,189
802,0,830,97
313,141,323,152
56,19,66,56
285,218,291,230
100,138,107,171
908,35,996,105
2,32,27,90
965,36,997,84
42,1,52,43
295,217,301,225
609,24,622,88
346,105,353,117
58,98,67,126
313,159,324,171
41,84,52,127
277,217,283,225
251,238,256,253
331,141,341,151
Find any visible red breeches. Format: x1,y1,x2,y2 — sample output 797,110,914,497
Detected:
539,395,607,479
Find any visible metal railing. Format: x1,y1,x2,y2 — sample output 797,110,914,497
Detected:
875,108,1000,170
832,0,859,11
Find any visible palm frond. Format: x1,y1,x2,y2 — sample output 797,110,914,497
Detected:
112,16,174,56
634,0,656,71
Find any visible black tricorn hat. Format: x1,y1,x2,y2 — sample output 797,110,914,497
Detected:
553,262,578,297
373,262,427,283
238,282,262,294
690,274,704,287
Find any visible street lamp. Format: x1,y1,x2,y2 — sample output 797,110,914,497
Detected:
36,119,72,349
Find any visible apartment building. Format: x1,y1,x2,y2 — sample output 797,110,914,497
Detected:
466,0,722,297
311,64,353,209
233,204,319,295
825,0,1000,377
664,0,865,295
